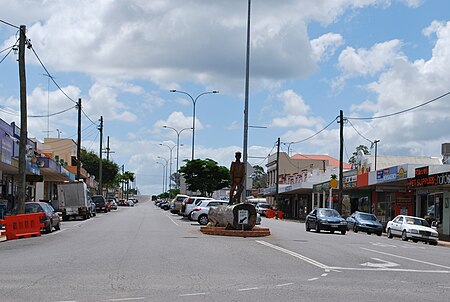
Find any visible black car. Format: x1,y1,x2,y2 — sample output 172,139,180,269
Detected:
91,195,109,213
346,211,383,236
305,208,347,235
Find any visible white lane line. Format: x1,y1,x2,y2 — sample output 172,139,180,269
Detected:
256,240,329,270
110,298,146,301
237,287,259,291
360,247,450,270
166,215,179,226
308,278,319,281
276,283,294,287
328,266,450,273
179,293,207,297
321,273,328,277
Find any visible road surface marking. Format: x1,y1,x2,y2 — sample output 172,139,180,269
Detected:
256,240,329,270
179,293,207,297
308,278,319,281
166,215,179,226
238,287,258,291
321,273,328,277
360,258,399,268
276,283,294,287
360,247,450,269
110,298,146,301
327,267,450,273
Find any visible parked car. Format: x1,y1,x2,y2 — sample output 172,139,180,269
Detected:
346,211,382,236
117,199,126,206
184,196,213,219
88,197,96,217
108,198,118,210
255,203,271,216
92,195,110,213
386,215,438,245
171,194,189,214
159,200,169,210
24,202,60,233
126,199,135,207
305,208,347,235
190,200,229,225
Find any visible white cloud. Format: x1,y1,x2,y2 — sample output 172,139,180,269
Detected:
310,33,344,62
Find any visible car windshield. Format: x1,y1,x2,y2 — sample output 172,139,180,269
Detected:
405,217,427,226
25,204,42,213
358,213,377,221
317,209,341,217
258,204,270,209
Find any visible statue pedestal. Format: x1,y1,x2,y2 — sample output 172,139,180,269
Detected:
200,226,270,237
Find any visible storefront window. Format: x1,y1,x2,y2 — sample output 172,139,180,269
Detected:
376,192,392,223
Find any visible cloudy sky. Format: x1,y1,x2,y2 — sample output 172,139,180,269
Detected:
1,0,450,195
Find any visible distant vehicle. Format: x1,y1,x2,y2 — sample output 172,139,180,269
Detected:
255,203,271,216
172,194,189,214
305,208,347,235
108,198,118,210
88,197,96,217
184,196,213,219
346,211,383,236
57,181,91,220
25,202,60,233
92,195,110,213
126,199,135,207
386,215,438,245
190,200,229,225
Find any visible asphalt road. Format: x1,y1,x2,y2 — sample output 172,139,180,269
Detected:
1,197,449,302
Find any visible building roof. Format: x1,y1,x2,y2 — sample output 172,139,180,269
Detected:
364,155,442,170
291,154,352,170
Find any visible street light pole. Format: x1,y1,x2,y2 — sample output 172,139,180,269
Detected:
373,139,380,171
169,90,219,160
156,162,166,194
163,125,192,179
160,143,176,192
157,156,169,192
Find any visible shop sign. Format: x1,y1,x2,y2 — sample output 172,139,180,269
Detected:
1,138,13,165
408,171,450,188
343,169,357,188
377,167,398,183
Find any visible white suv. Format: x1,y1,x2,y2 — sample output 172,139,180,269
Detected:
190,200,229,225
184,196,213,219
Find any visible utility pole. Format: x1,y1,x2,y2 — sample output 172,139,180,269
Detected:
17,25,27,214
104,136,115,161
121,164,124,200
275,137,280,209
98,116,103,196
338,110,344,214
76,98,82,180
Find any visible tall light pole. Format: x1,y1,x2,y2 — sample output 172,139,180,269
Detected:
243,0,252,201
160,143,176,192
156,162,166,193
169,90,219,160
373,139,380,171
157,156,169,193
163,125,192,177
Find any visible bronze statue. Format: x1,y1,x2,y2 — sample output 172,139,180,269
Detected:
229,151,245,205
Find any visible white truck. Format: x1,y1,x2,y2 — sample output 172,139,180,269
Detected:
57,181,91,221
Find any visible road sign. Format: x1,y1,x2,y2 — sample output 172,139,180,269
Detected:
238,210,249,225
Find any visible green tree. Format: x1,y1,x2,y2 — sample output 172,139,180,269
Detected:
250,165,267,189
80,148,119,187
179,159,230,197
348,145,371,168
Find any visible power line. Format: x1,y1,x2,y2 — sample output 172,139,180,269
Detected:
346,90,450,120
283,116,339,146
0,39,18,64
81,109,99,126
346,119,373,144
0,105,75,118
28,45,78,104
0,19,20,29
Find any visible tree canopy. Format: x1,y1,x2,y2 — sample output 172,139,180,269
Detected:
80,148,119,187
179,159,230,197
250,165,267,189
348,145,371,168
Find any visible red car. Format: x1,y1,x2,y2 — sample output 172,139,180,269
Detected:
25,202,61,233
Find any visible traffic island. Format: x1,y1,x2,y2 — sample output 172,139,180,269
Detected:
200,226,270,237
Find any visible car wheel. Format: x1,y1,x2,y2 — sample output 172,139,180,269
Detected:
387,228,393,239
353,224,358,233
412,239,418,243
55,221,60,231
330,230,335,234
401,230,408,241
341,230,346,235
430,241,438,246
198,214,209,226
104,208,108,213
315,223,320,233
305,222,310,232
46,220,53,233
93,211,96,217
188,212,194,221
376,232,382,237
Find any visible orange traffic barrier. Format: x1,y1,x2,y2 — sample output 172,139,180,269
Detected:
266,209,275,218
2,213,43,240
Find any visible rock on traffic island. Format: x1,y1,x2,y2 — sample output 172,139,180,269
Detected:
200,203,270,237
